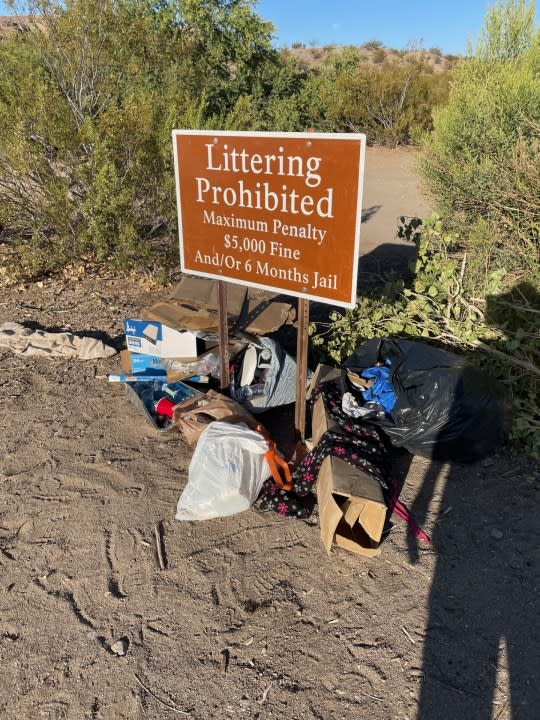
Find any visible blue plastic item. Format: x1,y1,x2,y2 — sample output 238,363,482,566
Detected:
359,366,397,414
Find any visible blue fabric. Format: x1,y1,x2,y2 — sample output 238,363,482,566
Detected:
361,366,397,414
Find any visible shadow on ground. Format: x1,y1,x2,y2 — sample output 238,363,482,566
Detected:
411,449,539,719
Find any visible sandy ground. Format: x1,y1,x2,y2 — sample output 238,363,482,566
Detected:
1,148,539,720
359,146,432,279
362,146,432,250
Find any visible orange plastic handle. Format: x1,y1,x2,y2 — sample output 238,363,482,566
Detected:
256,424,293,492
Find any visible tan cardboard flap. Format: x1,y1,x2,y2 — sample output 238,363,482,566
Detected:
341,496,362,528
120,349,131,374
311,394,338,444
168,276,247,318
334,528,382,558
142,302,218,331
165,368,203,382
341,495,386,543
308,364,341,400
358,501,387,543
238,298,295,335
318,456,345,554
331,457,386,540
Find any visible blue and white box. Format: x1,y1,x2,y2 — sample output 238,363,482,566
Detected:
124,319,217,359
129,352,166,374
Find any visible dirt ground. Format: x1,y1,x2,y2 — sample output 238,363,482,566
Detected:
1,148,539,720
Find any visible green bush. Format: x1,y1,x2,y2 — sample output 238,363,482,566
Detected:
0,0,281,278
418,0,540,291
299,48,452,145
0,1,458,280
309,2,539,457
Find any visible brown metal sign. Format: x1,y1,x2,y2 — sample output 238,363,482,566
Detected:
172,130,366,308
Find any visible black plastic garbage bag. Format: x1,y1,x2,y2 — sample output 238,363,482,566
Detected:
342,338,511,462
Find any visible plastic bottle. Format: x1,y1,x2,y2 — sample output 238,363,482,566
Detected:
235,383,266,403
157,381,198,404
161,353,220,378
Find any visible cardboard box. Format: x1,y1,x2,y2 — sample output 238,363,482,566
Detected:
168,276,247,315
128,352,166,375
123,319,218,359
307,362,342,399
142,278,295,336
312,393,387,557
142,301,218,332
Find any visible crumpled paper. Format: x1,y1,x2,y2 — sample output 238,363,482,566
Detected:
0,321,117,360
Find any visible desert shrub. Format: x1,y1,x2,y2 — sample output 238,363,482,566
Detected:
418,0,540,291
308,1,539,457
300,50,452,144
0,1,457,281
0,0,281,278
361,39,384,50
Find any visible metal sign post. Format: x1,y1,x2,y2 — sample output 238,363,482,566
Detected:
294,297,310,440
217,280,230,391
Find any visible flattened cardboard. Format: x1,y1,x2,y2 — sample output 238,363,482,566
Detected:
142,301,218,331
144,278,294,336
312,394,387,557
168,276,247,316
142,277,248,332
238,298,296,335
307,363,341,399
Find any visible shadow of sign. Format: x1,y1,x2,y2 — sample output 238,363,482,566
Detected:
357,241,417,284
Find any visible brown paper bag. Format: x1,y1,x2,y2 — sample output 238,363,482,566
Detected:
173,390,257,444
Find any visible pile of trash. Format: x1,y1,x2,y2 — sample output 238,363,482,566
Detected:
110,275,301,430
110,278,511,558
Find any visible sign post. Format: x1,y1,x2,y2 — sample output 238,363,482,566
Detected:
294,297,310,439
216,280,229,391
172,130,366,434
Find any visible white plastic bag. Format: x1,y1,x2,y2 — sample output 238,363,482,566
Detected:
175,421,270,521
